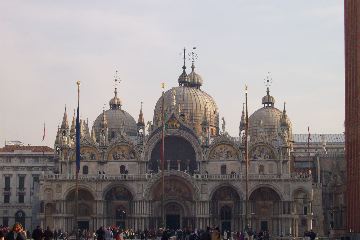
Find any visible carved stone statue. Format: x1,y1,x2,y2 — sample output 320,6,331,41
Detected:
221,117,226,133
171,88,177,108
146,121,152,134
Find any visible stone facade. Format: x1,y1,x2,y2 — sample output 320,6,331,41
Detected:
0,144,54,230
36,62,345,237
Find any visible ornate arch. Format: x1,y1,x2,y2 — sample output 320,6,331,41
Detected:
207,141,241,161
249,184,284,201
249,143,277,160
143,171,200,201
70,145,100,161
105,143,137,161
102,183,136,200
209,183,244,200
63,184,96,200
292,187,310,200
145,129,203,162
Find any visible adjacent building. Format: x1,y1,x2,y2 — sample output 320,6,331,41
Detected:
0,143,54,230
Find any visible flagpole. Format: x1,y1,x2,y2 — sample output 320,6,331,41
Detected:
75,81,80,240
161,83,166,228
244,85,249,232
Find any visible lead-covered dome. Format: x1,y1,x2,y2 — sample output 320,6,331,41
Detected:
249,88,292,139
93,88,137,140
153,63,219,136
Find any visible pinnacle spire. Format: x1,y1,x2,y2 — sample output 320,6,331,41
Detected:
61,105,69,129
178,48,190,86
137,101,145,126
110,70,122,109
101,108,108,128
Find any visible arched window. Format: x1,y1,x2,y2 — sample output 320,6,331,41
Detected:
221,165,227,175
82,166,89,175
15,210,26,228
259,165,265,174
120,165,126,174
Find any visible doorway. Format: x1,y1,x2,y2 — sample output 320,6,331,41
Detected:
78,221,89,230
166,214,180,230
260,221,268,231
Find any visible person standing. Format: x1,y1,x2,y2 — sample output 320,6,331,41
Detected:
43,227,53,240
211,227,220,240
95,227,105,240
32,226,43,240
5,224,26,240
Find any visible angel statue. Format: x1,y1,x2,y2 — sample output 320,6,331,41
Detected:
221,117,226,133
146,121,152,134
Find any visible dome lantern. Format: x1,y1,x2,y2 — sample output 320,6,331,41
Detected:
262,87,275,107
109,87,122,110
178,48,190,86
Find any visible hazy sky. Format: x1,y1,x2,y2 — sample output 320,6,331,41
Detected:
0,1,344,147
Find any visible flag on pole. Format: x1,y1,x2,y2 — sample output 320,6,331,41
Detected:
76,82,81,173
42,122,46,141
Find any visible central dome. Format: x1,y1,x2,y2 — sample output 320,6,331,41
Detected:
93,88,137,140
153,62,219,136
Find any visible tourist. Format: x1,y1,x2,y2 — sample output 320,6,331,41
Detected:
5,223,26,240
211,227,220,240
32,226,43,240
95,227,105,240
44,227,54,240
0,228,5,240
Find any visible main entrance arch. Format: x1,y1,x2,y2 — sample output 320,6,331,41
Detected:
66,189,95,230
150,175,196,229
104,186,133,228
211,186,242,232
249,187,281,235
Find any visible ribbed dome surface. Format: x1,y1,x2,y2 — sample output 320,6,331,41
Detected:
249,106,292,139
153,86,219,136
94,109,137,138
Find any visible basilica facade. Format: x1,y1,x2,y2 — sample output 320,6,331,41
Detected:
37,61,340,237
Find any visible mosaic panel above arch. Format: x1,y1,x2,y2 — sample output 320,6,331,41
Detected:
107,145,136,160
249,144,275,160
71,146,99,161
208,144,239,161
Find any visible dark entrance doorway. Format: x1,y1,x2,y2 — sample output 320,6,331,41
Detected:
166,214,180,230
78,221,89,230
260,221,268,231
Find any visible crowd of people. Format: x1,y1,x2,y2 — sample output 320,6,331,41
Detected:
0,224,317,240
0,224,67,240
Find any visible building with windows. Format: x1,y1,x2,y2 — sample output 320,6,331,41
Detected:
36,59,345,237
0,144,54,230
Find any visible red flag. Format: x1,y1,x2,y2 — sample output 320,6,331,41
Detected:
42,122,46,141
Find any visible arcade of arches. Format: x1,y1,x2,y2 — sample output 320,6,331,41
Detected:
43,112,320,238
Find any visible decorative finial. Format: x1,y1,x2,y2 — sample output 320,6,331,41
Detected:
182,48,186,70
141,101,143,111
114,70,121,97
283,101,286,113
188,47,198,71
264,72,272,95
161,82,166,90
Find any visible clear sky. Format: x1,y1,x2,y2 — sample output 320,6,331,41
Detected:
0,0,344,147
